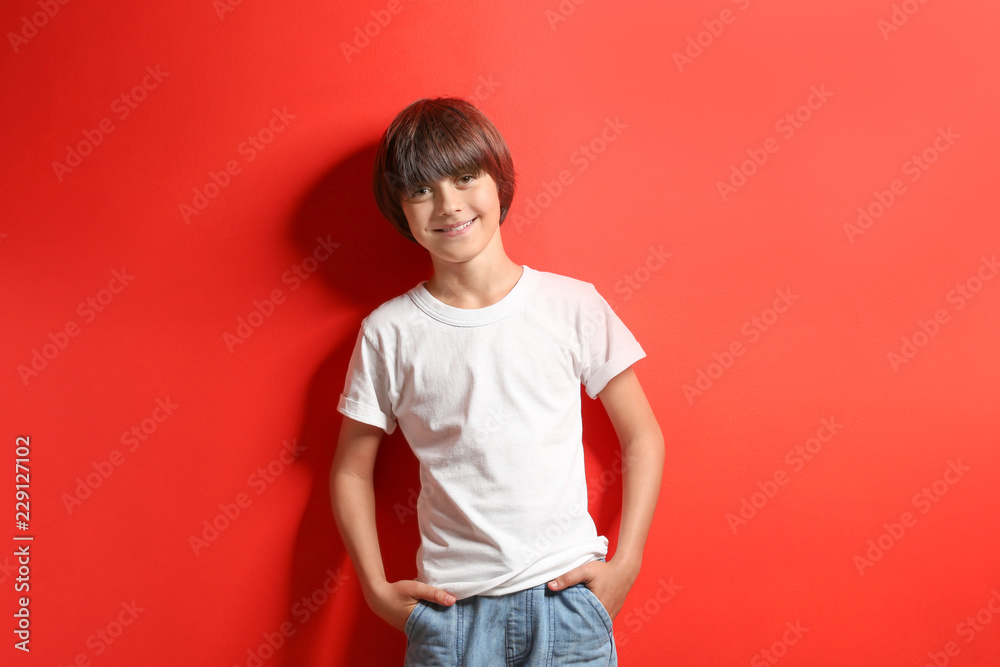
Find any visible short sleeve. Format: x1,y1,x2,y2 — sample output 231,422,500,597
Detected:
337,327,398,434
579,285,646,399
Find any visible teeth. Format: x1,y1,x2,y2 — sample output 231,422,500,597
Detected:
441,218,474,232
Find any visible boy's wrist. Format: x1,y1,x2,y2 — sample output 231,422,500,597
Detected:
608,552,642,579
360,575,390,598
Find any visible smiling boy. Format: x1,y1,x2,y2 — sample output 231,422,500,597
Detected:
329,97,664,666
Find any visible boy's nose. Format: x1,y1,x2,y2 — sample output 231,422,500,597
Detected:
436,188,462,214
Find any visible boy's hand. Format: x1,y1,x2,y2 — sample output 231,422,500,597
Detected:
365,579,457,632
547,558,638,621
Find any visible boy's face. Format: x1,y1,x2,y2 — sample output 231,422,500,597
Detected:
400,170,503,264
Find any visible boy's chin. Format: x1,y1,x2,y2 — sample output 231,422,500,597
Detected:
428,248,483,265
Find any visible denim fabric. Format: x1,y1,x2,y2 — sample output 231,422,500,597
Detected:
403,582,617,666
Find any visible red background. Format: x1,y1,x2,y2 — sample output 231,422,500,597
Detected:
3,1,1000,665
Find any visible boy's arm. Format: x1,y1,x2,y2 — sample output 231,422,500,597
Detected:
329,416,456,631
547,366,665,620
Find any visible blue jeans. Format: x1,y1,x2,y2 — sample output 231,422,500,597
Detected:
403,582,617,666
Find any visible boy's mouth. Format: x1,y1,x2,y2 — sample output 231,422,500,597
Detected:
434,217,476,236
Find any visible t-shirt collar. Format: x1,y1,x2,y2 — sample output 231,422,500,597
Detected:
407,265,539,327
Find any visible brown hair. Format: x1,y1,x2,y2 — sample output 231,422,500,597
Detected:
372,97,516,242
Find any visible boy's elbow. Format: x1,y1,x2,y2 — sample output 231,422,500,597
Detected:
624,428,665,465
330,461,375,489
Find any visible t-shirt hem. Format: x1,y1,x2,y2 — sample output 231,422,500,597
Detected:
426,540,609,599
585,346,647,398
337,395,396,434
475,553,605,597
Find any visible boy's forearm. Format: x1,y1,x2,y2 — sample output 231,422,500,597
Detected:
330,469,390,596
610,432,665,574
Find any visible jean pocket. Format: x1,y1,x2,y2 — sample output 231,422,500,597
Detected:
403,600,455,666
403,600,427,639
577,584,614,633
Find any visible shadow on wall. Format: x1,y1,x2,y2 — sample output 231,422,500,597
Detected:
280,143,428,666
276,143,625,665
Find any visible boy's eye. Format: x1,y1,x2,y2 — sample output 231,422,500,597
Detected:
408,175,474,198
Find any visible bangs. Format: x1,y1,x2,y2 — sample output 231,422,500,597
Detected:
387,106,493,196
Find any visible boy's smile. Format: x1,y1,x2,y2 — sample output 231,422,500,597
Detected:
433,216,477,236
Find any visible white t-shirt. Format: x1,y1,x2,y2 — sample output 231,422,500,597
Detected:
337,265,645,598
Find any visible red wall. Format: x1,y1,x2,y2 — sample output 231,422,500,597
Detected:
3,1,1000,665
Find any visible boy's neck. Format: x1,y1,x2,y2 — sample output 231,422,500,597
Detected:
425,244,523,310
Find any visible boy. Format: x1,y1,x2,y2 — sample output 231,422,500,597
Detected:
329,97,664,666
